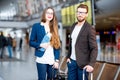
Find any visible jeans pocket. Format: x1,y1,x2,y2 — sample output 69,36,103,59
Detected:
67,61,72,68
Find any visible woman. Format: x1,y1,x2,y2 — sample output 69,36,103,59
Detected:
29,7,61,80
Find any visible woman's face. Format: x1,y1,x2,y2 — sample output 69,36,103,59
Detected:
45,8,54,21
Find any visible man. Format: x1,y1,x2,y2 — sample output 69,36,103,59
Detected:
67,4,98,80
7,34,13,58
0,31,6,58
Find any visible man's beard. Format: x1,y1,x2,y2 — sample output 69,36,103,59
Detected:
77,17,85,22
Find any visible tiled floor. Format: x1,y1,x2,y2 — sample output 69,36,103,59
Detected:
0,45,120,80
0,45,37,80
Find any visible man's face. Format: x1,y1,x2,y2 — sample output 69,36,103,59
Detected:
76,8,88,22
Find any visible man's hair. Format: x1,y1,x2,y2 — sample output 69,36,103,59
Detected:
77,4,88,13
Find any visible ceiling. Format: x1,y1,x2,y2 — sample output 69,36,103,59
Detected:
0,0,120,32
0,0,17,10
95,0,120,31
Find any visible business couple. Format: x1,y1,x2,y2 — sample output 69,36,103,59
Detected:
29,4,98,80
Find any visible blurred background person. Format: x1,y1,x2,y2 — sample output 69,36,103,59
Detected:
6,34,13,58
19,37,23,51
0,31,6,59
12,37,17,52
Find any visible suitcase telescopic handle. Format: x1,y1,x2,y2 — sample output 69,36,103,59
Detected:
83,68,93,80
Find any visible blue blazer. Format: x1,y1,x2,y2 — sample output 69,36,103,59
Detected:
29,23,60,60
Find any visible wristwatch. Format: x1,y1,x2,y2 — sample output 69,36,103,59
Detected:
55,59,59,63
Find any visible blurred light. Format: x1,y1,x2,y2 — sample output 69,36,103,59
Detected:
96,32,100,35
4,28,12,36
0,6,16,20
10,32,15,38
104,31,109,34
112,31,116,34
16,30,22,38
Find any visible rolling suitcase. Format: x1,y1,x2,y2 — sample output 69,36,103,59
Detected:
52,68,66,80
83,69,93,80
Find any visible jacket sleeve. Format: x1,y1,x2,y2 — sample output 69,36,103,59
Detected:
54,48,60,60
66,37,72,58
29,24,40,49
88,27,98,67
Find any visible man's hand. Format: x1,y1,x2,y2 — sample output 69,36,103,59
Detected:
67,58,71,63
83,65,94,72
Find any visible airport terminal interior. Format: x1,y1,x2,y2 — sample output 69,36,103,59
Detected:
0,0,120,80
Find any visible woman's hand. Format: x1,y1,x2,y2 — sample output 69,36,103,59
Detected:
40,43,50,49
52,62,59,69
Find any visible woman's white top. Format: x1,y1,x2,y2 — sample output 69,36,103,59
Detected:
36,23,55,65
71,24,83,60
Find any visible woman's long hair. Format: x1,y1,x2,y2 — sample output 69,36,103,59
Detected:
41,7,60,49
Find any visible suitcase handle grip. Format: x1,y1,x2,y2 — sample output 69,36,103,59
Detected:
83,68,93,80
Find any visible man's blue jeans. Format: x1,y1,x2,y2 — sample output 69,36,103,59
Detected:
36,63,57,80
67,59,88,80
7,45,12,58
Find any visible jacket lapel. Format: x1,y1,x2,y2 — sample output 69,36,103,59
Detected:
40,23,46,36
76,21,87,43
70,22,77,35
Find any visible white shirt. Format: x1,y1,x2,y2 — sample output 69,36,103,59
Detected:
71,24,83,60
36,45,54,65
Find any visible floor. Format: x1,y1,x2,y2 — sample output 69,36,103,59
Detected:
0,45,37,80
0,44,120,80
